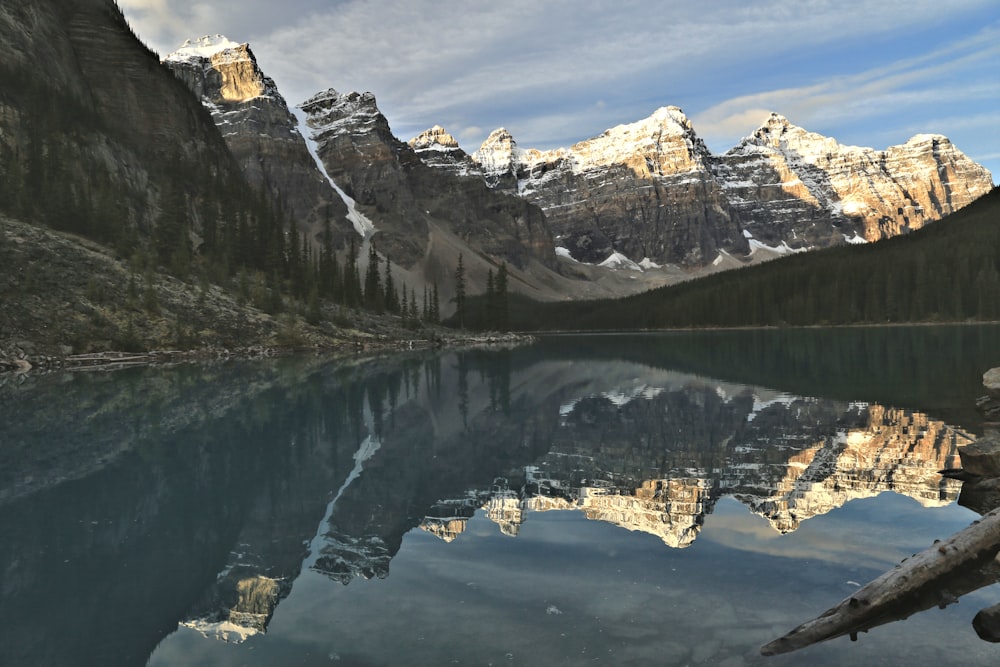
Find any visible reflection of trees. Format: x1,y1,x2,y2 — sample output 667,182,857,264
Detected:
310,351,555,583
0,357,369,663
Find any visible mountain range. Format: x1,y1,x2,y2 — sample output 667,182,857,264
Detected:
412,108,992,267
0,1,995,354
159,33,992,298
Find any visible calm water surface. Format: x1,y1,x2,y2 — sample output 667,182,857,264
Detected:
3,326,1000,666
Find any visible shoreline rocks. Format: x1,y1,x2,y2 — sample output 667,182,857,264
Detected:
0,331,535,377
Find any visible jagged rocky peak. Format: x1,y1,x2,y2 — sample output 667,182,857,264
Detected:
572,104,711,174
408,125,475,176
597,105,695,143
162,36,350,238
299,88,385,139
409,125,460,150
737,112,844,157
722,111,994,242
883,133,994,210
473,128,520,171
164,34,275,104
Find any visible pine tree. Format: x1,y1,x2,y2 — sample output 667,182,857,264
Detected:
496,262,509,332
344,237,362,308
287,219,303,297
364,243,383,312
384,256,398,313
484,268,496,330
431,283,440,324
320,216,336,297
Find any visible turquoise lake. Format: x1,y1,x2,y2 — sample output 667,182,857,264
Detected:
3,326,1000,666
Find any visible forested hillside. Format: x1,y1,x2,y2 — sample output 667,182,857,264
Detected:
494,187,1000,331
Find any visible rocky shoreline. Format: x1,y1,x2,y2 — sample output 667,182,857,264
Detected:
0,331,535,376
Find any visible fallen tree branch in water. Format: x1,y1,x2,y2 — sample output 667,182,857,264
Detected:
761,506,1000,656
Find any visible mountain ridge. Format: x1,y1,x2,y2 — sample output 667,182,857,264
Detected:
411,107,992,267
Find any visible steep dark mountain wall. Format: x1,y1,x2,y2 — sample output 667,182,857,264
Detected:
300,89,556,272
0,0,283,270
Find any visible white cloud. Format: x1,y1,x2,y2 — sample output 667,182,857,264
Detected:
118,0,999,177
692,25,1000,152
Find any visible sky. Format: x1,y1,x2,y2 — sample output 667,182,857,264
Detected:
121,0,999,182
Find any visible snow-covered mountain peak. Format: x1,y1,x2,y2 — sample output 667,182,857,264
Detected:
580,105,694,155
473,127,527,178
162,35,277,103
734,113,849,162
164,34,243,63
563,105,709,175
482,127,516,147
905,133,950,146
641,105,692,132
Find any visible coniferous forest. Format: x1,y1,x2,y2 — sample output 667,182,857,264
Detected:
488,187,1000,332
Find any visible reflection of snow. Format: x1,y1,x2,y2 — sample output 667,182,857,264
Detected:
560,384,667,420
294,109,376,238
747,393,801,422
181,618,261,644
303,402,382,571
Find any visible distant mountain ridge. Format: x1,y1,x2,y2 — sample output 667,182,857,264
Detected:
411,108,993,266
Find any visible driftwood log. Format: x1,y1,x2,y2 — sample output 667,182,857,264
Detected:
761,506,1000,656
763,370,1000,656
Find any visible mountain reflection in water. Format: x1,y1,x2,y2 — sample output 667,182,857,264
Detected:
3,327,1000,666
418,398,968,550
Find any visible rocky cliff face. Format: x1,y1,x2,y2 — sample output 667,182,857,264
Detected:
715,113,995,247
413,109,992,267
300,88,556,279
408,125,475,176
163,36,350,244
468,108,749,265
0,0,253,246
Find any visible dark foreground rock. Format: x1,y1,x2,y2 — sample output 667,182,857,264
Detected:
973,603,1000,642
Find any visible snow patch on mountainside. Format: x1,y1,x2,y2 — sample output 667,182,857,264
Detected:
294,108,375,238
555,246,578,261
599,252,644,272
